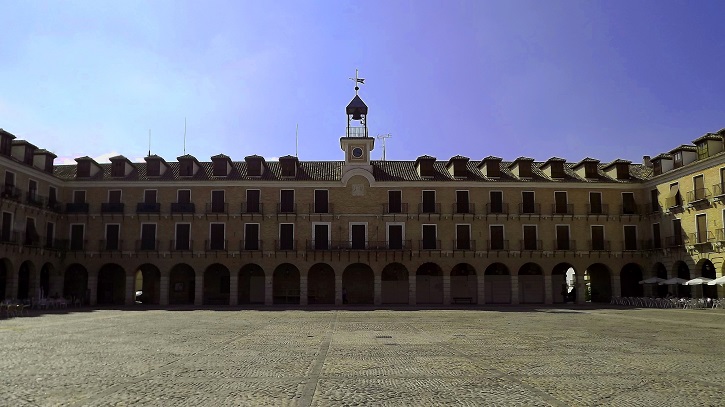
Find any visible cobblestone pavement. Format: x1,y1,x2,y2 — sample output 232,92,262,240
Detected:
1,306,724,406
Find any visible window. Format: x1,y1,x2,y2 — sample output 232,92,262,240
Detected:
697,143,708,160
70,224,85,251
550,162,565,178
105,224,120,250
280,190,295,213
178,190,191,204
652,223,661,249
555,225,570,250
175,223,191,251
144,190,157,204
521,191,536,214
147,159,160,177
24,217,38,246
73,190,86,204
489,191,504,214
696,214,707,244
3,171,14,188
213,159,227,176
27,180,37,201
623,225,637,250
421,190,437,213
673,151,683,168
211,190,225,213
246,189,261,213
140,223,156,250
653,160,662,176
209,223,225,250
387,223,404,249
692,174,706,201
585,163,598,178
489,225,505,250
650,189,660,213
179,160,193,177
312,223,329,250
421,224,437,249
456,224,471,250
591,225,605,250
244,223,260,250
388,190,402,213
111,160,125,177
455,190,470,214
667,183,682,207
1,212,12,242
314,190,329,213
554,191,568,214
522,225,538,250
109,190,122,204
48,186,57,205
589,192,603,214
279,224,294,250
77,161,90,177
45,222,54,248
350,223,367,249
518,162,532,178
622,192,636,215
672,219,683,246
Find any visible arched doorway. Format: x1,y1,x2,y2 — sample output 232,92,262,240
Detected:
342,263,374,304
620,263,644,297
674,261,690,297
450,263,477,304
204,264,230,305
653,262,668,297
239,264,265,304
17,261,34,300
40,263,52,299
64,264,88,304
169,264,195,305
416,263,443,304
273,263,300,304
97,263,126,305
135,264,161,304
552,263,575,303
585,263,611,302
484,263,511,304
381,263,408,304
700,260,717,299
0,258,8,299
518,263,544,304
308,263,335,304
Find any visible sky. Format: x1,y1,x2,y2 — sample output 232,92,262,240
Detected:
1,0,724,165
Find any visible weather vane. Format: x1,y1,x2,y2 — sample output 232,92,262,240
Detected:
349,69,365,95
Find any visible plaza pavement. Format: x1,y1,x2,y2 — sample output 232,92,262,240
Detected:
1,305,724,406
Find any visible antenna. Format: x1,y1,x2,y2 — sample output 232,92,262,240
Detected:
183,117,187,155
377,133,392,161
295,123,299,157
148,129,151,156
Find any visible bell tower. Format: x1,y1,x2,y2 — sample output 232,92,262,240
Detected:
341,69,374,171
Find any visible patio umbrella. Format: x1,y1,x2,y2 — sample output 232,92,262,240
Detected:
659,277,688,285
706,276,725,285
639,277,666,284
683,277,714,285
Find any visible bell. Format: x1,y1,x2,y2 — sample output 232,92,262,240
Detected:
352,111,363,120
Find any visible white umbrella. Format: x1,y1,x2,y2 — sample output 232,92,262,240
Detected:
659,277,688,285
683,277,714,285
639,277,666,284
707,276,725,285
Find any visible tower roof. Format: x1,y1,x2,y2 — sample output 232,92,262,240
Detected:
346,95,368,116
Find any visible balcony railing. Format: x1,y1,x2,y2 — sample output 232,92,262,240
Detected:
453,203,475,214
98,239,124,251
665,196,683,209
205,202,228,214
382,203,409,214
101,203,125,213
587,203,609,215
688,232,714,245
553,240,576,251
622,240,639,251
518,203,541,215
418,203,441,214
686,188,711,203
552,203,574,215
665,235,687,247
619,204,640,215
241,202,263,214
46,200,62,212
205,239,228,251
712,183,725,198
487,239,509,251
419,239,441,250
486,202,509,215
241,239,262,251
22,233,41,247
277,203,297,214
170,239,193,251
69,239,88,251
170,202,195,214
1,185,21,201
588,240,611,251
136,239,159,251
520,239,542,251
453,239,476,251
275,239,297,250
136,203,161,213
715,228,725,242
310,203,334,214
26,192,44,207
66,202,89,213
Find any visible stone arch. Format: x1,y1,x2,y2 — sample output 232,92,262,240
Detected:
484,262,511,304
698,259,718,299
169,263,195,305
40,262,53,299
620,263,644,297
97,263,126,305
342,263,374,304
308,263,335,305
652,262,668,297
416,262,443,304
135,263,161,304
552,263,576,303
518,262,544,304
239,263,265,304
585,263,611,302
204,263,230,305
450,263,477,304
17,260,35,300
382,263,408,304
64,263,88,304
0,258,12,300
673,260,690,297
273,263,300,304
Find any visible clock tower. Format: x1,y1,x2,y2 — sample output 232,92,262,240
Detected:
341,70,374,172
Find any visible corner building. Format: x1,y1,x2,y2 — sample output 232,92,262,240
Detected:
1,91,724,307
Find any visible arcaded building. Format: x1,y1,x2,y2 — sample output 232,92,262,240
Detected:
0,90,723,307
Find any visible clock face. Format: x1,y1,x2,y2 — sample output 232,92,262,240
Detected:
352,147,364,159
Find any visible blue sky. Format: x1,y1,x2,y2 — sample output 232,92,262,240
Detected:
1,0,724,165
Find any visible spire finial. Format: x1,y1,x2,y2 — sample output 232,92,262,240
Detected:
349,68,365,95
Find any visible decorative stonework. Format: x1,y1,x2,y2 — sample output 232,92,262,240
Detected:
352,184,364,196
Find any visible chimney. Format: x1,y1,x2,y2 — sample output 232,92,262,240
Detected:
643,155,652,167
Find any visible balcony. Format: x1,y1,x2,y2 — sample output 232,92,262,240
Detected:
665,235,687,248
419,239,441,250
686,188,711,205
622,240,639,251
44,238,64,250
65,202,89,213
241,239,262,251
587,203,609,215
665,196,683,209
205,239,228,251
518,203,541,215
688,232,714,246
241,202,263,214
712,183,725,199
453,239,476,251
68,239,87,251
98,239,124,251
418,202,441,214
1,185,21,201
382,202,409,214
453,202,475,215
715,228,725,242
136,239,159,251
487,239,509,251
275,239,297,250
486,202,509,215
136,202,161,213
170,240,194,251
619,204,641,216
205,202,228,214
310,203,334,214
520,239,542,251
552,203,574,215
553,240,576,251
26,192,45,208
587,240,611,251
22,233,41,247
277,203,297,214
101,203,125,213
170,202,195,214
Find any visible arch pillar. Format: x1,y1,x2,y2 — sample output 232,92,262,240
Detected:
544,274,553,305
335,273,343,305
408,274,416,305
6,267,18,300
265,273,273,305
229,272,239,306
125,271,134,305
575,273,585,304
611,273,621,298
160,274,169,305
299,273,308,306
442,273,450,305
374,272,381,305
194,271,203,306
88,271,98,306
511,275,519,305
477,273,485,305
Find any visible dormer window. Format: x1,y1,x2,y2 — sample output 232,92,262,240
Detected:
111,160,125,177
279,156,298,178
585,163,597,178
213,160,227,176
697,143,708,160
77,161,91,177
653,160,662,176
616,163,629,179
480,156,502,178
44,155,54,174
147,160,160,177
673,151,683,168
446,156,469,178
246,155,265,177
415,156,436,178
0,130,13,156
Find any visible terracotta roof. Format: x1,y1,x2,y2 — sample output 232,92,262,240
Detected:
0,128,17,139
652,153,673,160
693,133,722,143
211,153,231,159
669,144,697,153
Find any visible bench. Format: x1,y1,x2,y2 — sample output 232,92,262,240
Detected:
452,297,473,304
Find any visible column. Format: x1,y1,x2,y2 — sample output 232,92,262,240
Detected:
442,273,451,305
299,273,308,306
88,271,98,306
477,273,485,305
374,272,381,306
229,272,239,306
510,275,519,305
611,273,621,298
264,273,273,305
576,273,585,304
409,274,416,305
335,273,343,305
7,267,17,300
544,274,553,305
194,271,203,306
159,274,170,306
124,272,135,305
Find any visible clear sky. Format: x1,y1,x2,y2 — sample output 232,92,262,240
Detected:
1,0,724,165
